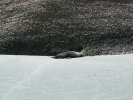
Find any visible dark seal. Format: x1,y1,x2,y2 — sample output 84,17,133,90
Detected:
54,51,84,59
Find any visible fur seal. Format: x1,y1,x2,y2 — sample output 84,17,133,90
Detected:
54,51,84,59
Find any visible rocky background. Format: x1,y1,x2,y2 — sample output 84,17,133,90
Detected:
0,0,133,56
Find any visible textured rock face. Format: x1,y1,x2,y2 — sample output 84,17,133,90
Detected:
0,0,133,56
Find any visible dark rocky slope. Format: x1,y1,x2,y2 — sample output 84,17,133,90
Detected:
0,0,133,56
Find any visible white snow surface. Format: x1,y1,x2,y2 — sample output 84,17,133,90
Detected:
0,54,133,100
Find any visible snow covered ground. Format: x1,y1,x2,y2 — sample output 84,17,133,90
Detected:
0,54,133,100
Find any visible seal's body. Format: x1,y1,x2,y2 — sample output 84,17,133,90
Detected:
55,51,84,59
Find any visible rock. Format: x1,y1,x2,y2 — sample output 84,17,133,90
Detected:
0,0,133,56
